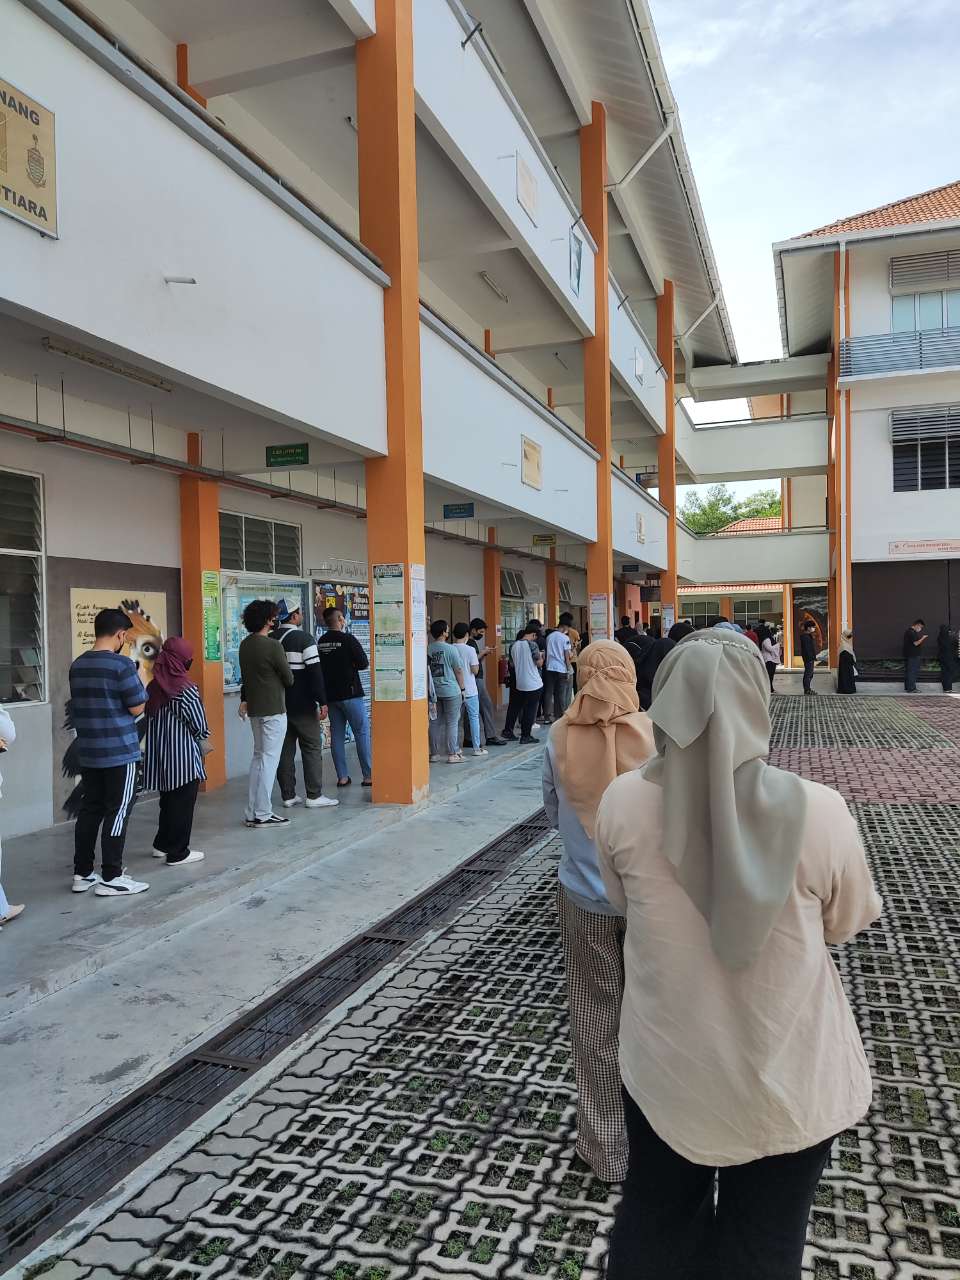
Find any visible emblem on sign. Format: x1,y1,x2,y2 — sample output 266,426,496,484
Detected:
26,132,46,187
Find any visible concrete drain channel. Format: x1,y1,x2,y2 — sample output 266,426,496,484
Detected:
0,809,552,1271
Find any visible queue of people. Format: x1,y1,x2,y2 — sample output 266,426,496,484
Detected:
545,623,882,1279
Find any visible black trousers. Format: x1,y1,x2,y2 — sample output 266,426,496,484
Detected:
606,1091,834,1280
542,670,569,721
765,660,777,693
153,779,200,863
904,655,921,691
504,688,540,738
802,659,815,693
74,762,138,882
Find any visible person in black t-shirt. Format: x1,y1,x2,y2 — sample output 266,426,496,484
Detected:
902,619,928,692
799,621,818,696
316,607,372,787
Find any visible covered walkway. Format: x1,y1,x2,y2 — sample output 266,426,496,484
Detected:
9,695,960,1278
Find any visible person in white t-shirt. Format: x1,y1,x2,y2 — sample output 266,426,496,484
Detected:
543,620,574,722
452,623,486,756
503,624,544,743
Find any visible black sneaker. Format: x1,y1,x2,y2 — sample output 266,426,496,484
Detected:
244,814,291,828
501,732,517,741
485,737,509,746
519,735,539,745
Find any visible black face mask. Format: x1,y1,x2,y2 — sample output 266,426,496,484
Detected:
185,659,194,671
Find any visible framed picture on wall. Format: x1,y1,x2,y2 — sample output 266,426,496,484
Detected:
521,436,543,490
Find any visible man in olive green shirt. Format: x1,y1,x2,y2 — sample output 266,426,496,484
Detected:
239,599,293,827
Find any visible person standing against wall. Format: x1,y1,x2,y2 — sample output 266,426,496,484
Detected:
799,620,818,696
68,608,149,895
271,601,337,810
239,600,293,828
0,705,25,928
453,622,486,757
902,619,928,693
467,618,507,746
316,607,373,789
427,620,466,763
143,637,209,865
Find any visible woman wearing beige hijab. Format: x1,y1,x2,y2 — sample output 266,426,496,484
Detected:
596,629,881,1279
542,640,655,1181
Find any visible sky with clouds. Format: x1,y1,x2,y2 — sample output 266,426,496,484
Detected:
649,0,960,364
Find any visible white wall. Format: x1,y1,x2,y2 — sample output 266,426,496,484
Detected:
789,475,826,529
425,537,483,598
0,702,55,835
413,0,595,334
609,280,666,432
678,527,828,585
1,434,182,566
676,409,828,483
612,471,668,569
1,0,387,455
850,231,960,336
420,319,599,542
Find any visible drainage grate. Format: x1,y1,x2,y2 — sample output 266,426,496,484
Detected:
0,808,551,1268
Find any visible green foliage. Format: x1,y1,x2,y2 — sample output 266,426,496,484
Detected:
679,483,781,535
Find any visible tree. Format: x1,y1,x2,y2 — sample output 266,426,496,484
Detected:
735,488,782,521
679,483,782,534
679,483,739,535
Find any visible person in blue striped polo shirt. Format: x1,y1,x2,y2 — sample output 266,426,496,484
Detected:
68,608,149,897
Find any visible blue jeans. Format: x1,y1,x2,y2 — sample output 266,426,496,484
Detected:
328,697,372,781
462,694,482,750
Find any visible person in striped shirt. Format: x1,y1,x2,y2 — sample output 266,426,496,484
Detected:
144,637,209,866
68,608,148,896
271,601,337,810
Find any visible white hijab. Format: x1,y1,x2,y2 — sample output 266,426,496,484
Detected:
641,630,808,970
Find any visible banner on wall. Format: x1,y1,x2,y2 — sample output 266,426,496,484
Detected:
372,563,406,701
313,578,371,721
792,585,829,660
70,590,167,682
221,577,308,688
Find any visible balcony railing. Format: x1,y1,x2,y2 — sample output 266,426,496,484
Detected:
840,327,960,377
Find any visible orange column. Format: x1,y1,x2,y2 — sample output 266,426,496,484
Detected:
615,578,627,621
657,280,678,620
176,44,207,108
483,528,502,705
826,248,841,668
719,594,734,620
546,548,560,628
783,583,795,668
180,433,225,789
357,0,428,804
580,102,614,639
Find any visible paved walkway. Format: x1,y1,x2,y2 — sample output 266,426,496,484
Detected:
13,694,960,1279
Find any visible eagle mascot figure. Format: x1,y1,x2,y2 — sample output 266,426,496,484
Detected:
62,599,163,818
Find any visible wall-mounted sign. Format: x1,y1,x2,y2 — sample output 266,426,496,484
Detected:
521,435,543,490
373,562,406,702
71,590,167,674
442,501,475,520
311,557,367,582
589,592,611,641
633,347,645,385
889,538,960,557
201,570,222,662
620,563,642,575
662,605,676,632
526,584,544,601
636,513,646,544
0,79,57,237
266,442,309,467
410,562,427,701
569,228,583,296
516,152,538,225
532,533,556,547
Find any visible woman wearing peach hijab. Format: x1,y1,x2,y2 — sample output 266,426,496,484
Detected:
542,640,655,1181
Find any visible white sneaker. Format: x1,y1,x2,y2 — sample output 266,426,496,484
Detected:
447,754,464,764
167,849,205,865
282,796,304,808
152,846,167,858
472,748,488,756
72,872,101,893
305,795,339,808
429,754,443,763
95,873,149,896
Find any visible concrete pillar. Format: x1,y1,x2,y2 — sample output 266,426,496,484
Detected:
483,528,502,705
180,433,225,790
657,280,678,621
357,0,429,803
579,102,614,640
546,548,560,628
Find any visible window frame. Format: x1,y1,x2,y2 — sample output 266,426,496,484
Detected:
891,288,960,334
218,509,302,576
0,465,48,706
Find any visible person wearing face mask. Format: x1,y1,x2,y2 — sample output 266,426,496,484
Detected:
68,608,149,896
143,637,210,866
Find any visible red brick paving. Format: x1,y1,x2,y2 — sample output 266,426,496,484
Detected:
767,746,960,802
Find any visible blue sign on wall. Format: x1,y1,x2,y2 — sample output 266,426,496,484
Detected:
442,502,475,519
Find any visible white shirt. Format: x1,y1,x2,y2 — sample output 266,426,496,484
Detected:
545,629,572,674
510,638,543,691
454,641,480,697
762,637,781,664
596,772,881,1166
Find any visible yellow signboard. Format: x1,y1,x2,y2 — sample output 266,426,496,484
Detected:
0,78,57,237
